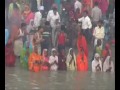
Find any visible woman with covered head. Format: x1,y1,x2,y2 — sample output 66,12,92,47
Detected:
49,48,58,71
92,53,102,72
28,45,42,72
22,4,34,25
66,48,77,70
102,43,112,62
76,47,88,71
103,56,114,72
41,49,50,71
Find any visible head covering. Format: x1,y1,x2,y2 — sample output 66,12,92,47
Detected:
42,49,48,58
51,48,57,55
94,53,100,58
103,55,114,72
38,6,44,11
105,43,110,49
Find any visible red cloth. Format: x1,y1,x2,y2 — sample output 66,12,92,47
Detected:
76,53,88,71
5,43,16,67
77,35,88,58
58,32,66,45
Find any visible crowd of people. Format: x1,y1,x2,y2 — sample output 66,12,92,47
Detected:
5,0,115,73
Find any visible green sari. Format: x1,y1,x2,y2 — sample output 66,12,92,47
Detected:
20,42,32,69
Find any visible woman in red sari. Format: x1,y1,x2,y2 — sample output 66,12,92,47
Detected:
77,28,88,59
76,47,88,71
102,43,112,62
5,39,16,67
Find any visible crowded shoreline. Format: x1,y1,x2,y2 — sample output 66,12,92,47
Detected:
5,0,115,72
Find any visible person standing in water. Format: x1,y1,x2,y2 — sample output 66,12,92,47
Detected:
49,48,58,71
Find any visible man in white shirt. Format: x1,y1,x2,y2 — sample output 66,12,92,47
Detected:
91,2,102,27
93,20,105,48
34,6,43,29
47,5,60,47
74,0,82,13
78,10,92,43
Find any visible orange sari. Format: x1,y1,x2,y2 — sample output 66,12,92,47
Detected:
76,53,88,71
28,52,42,72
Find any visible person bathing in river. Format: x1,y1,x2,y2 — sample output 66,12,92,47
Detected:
77,29,88,59
58,49,67,70
76,47,88,71
66,48,77,71
28,45,42,72
49,48,58,71
92,53,102,72
103,56,114,72
41,49,50,71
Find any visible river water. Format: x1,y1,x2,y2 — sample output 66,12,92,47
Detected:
5,66,115,90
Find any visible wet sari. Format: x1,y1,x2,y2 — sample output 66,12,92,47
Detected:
76,53,88,71
20,42,32,69
77,34,88,59
5,40,16,67
41,49,49,71
28,52,42,72
66,48,77,70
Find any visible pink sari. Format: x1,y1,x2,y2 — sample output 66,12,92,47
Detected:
41,49,49,71
25,12,35,25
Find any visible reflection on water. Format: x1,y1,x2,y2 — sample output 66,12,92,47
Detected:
5,66,115,90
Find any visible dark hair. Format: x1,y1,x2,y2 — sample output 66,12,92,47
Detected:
38,26,43,30
84,10,88,15
94,2,98,6
21,23,27,28
98,20,103,24
45,21,50,25
13,3,19,10
61,25,65,31
97,39,101,45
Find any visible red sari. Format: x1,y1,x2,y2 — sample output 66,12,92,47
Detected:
5,40,16,67
76,53,88,71
77,35,88,58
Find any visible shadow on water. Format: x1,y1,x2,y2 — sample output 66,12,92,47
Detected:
5,66,115,90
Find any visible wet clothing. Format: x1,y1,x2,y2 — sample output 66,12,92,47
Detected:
76,53,88,71
28,52,42,72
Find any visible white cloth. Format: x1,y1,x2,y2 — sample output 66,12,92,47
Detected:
93,26,105,39
92,53,102,72
78,16,92,29
49,56,58,71
66,48,77,70
91,6,102,22
47,10,60,28
103,56,114,72
74,0,82,13
34,11,42,28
